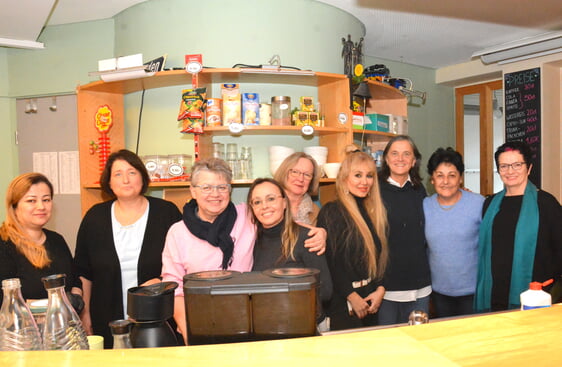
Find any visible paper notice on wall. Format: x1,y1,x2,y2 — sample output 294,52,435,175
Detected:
58,151,80,194
32,151,80,195
33,152,59,194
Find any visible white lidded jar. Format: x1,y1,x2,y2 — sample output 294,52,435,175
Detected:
520,279,553,310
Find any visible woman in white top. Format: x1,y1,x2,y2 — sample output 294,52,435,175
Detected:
74,150,182,348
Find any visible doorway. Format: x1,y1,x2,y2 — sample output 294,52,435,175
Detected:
455,80,504,197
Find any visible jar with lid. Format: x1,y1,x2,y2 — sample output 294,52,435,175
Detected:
271,96,291,126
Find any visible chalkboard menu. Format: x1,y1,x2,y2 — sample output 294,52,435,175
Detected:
504,67,541,187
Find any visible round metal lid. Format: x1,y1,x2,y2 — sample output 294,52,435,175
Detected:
263,268,319,278
185,270,240,281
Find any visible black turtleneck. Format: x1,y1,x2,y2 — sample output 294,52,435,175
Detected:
252,220,333,303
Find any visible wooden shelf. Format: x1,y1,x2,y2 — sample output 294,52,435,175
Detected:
78,69,348,95
203,125,347,136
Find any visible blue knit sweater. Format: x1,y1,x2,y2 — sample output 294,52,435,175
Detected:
423,190,484,296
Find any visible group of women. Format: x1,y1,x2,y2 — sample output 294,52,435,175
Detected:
1,136,560,347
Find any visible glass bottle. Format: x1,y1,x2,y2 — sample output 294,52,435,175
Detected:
0,278,42,351
42,274,89,350
109,319,133,349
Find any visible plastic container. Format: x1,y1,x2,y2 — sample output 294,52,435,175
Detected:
42,274,89,350
520,279,553,310
271,96,291,126
0,278,42,351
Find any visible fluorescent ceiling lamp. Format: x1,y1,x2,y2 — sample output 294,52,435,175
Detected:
472,31,562,64
0,37,44,49
88,66,155,82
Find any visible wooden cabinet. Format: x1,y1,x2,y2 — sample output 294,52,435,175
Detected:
76,69,407,214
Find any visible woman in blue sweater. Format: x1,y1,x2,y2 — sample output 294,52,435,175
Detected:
423,148,484,318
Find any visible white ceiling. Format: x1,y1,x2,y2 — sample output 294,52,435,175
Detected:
1,0,561,69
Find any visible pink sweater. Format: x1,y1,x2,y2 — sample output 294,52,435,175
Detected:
161,203,256,296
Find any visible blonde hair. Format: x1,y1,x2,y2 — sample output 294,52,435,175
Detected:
0,173,53,268
273,152,320,196
247,178,300,262
335,149,388,279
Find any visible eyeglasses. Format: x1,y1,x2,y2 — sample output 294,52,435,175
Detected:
250,195,282,208
288,169,313,180
498,162,526,173
192,184,231,194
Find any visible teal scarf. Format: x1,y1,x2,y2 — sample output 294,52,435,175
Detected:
475,182,539,312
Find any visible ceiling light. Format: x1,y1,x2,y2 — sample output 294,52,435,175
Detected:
472,31,562,64
0,37,44,50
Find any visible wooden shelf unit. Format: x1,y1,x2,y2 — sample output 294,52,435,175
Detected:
76,69,406,214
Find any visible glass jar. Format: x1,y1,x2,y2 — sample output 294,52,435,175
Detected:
271,96,291,126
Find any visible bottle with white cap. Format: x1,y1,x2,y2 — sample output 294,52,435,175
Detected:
520,279,553,311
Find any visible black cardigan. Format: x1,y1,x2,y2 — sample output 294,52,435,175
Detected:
74,196,181,348
484,190,562,310
378,179,431,291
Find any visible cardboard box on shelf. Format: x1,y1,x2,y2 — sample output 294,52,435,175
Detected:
365,113,390,132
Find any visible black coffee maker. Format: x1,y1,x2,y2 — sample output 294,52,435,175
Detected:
127,282,178,348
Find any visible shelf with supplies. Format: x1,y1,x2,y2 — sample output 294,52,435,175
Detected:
76,68,406,214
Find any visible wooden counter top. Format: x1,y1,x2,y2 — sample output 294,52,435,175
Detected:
2,305,561,366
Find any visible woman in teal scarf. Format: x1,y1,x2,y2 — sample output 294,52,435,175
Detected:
475,141,562,312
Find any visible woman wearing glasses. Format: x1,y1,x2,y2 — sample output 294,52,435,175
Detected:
74,150,182,348
475,141,562,312
248,178,332,329
161,158,326,342
274,152,320,225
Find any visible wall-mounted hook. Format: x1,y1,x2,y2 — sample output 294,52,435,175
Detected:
49,96,57,111
30,99,38,113
25,99,32,113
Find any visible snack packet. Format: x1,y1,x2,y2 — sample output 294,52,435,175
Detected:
177,87,207,134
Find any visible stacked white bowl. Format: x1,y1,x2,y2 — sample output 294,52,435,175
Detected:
303,146,328,172
269,145,295,176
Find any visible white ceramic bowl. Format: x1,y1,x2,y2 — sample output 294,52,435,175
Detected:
323,162,341,178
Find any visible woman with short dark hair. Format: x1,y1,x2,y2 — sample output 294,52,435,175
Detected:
424,147,484,318
74,149,182,348
475,141,562,312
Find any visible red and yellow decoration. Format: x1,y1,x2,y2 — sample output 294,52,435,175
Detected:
94,105,114,177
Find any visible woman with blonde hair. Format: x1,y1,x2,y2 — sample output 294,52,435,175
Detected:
0,173,82,305
316,148,388,330
274,152,320,225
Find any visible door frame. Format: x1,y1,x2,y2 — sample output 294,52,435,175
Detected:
455,80,502,197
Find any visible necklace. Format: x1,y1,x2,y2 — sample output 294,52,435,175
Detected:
437,191,462,211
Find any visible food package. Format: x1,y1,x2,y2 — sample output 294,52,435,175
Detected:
242,93,260,125
309,111,319,127
177,88,207,134
293,111,310,126
206,98,222,127
300,96,314,112
221,84,241,125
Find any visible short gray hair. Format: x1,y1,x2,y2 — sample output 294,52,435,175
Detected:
191,158,233,185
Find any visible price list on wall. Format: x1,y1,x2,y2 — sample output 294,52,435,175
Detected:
504,67,541,187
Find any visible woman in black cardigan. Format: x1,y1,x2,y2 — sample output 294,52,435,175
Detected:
74,150,181,348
